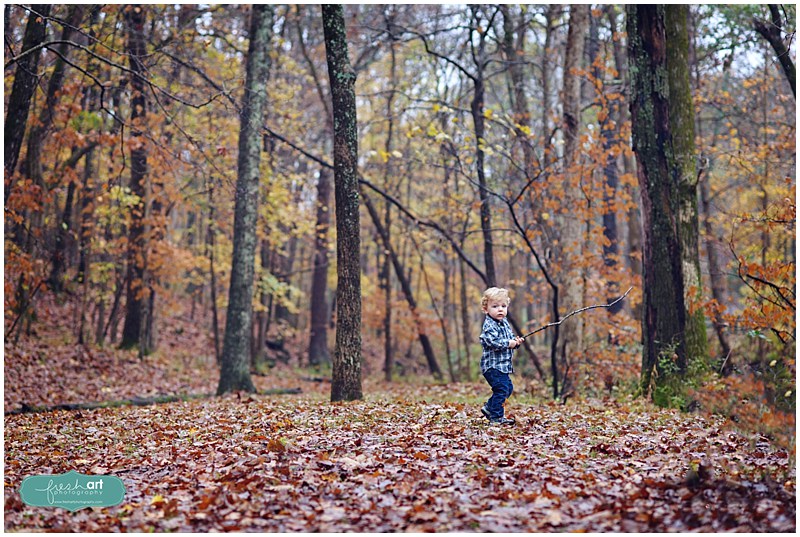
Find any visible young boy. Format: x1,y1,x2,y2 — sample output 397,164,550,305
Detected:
479,287,524,426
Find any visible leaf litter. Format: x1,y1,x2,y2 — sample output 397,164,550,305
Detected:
4,387,795,532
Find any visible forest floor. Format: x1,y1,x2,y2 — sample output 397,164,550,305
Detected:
3,300,796,532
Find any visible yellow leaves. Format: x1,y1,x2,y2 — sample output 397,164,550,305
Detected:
477,137,494,156
405,125,422,138
742,78,759,89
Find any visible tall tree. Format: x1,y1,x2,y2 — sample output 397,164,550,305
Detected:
753,4,796,98
362,192,443,380
294,6,333,369
468,6,500,287
308,167,333,367
690,12,732,367
45,7,89,293
557,3,589,388
379,7,399,381
120,5,151,353
323,4,363,402
665,5,709,365
217,4,275,395
4,5,51,195
627,5,688,400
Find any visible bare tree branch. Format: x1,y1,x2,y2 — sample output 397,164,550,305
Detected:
522,287,633,339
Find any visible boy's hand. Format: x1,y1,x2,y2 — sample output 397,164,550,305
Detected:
509,337,524,349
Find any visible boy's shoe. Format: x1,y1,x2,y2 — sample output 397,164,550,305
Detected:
489,417,516,427
480,405,491,420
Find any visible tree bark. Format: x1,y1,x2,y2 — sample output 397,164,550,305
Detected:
36,6,85,293
500,5,534,182
4,5,51,190
308,167,332,367
295,5,334,370
604,6,643,306
469,6,498,287
363,192,443,380
120,5,150,353
627,5,688,397
380,10,398,381
753,4,796,98
665,5,709,365
323,4,363,402
217,4,275,395
557,3,589,389
207,181,221,364
541,5,559,169
27,5,81,152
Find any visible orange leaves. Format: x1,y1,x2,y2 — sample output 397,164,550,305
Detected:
266,437,287,453
4,387,796,532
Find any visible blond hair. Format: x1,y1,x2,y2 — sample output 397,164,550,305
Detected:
481,287,510,310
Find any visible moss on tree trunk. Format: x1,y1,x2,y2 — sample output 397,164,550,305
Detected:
323,4,363,402
218,5,275,395
627,5,688,399
665,5,709,367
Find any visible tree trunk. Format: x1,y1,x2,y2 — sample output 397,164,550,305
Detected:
120,4,150,353
50,168,78,292
323,4,363,402
700,175,732,368
217,4,275,395
541,5,559,168
753,4,796,98
690,14,733,369
4,5,51,191
459,256,471,379
35,6,85,293
605,6,643,312
627,5,688,398
557,3,589,389
469,8,497,287
207,181,221,364
363,192,443,380
501,5,535,180
28,5,80,148
296,5,334,370
77,146,96,285
308,167,332,367
381,202,394,381
380,14,398,381
665,5,709,365
598,8,622,315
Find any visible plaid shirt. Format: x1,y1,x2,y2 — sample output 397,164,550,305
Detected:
479,315,516,374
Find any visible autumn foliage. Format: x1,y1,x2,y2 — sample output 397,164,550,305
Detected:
3,4,796,531
3,324,796,532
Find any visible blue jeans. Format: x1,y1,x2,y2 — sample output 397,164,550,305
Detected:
483,368,513,420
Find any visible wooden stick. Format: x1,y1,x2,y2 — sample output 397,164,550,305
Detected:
522,287,633,339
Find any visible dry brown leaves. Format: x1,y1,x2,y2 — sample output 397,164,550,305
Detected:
4,387,795,532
